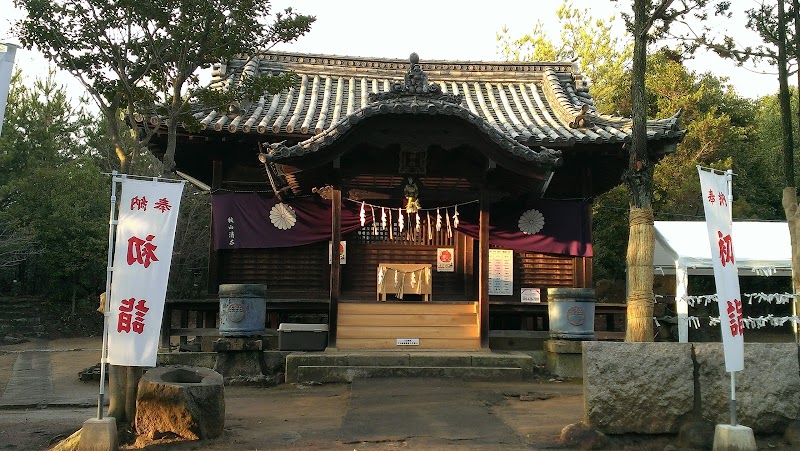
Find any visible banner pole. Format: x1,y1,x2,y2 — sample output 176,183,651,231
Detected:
97,171,121,420
730,371,737,426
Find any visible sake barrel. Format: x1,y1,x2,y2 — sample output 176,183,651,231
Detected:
547,288,596,340
218,284,268,337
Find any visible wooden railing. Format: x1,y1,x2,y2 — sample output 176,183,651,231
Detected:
160,298,627,350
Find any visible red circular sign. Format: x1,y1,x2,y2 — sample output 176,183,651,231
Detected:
439,250,452,262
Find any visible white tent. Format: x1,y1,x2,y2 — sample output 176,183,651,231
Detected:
653,221,792,341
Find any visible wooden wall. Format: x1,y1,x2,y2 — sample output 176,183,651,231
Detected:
216,231,591,300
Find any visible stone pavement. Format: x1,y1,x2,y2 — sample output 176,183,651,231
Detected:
0,338,106,409
0,338,587,450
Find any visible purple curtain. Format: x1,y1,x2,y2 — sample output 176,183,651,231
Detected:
212,193,369,249
455,198,592,257
211,193,592,257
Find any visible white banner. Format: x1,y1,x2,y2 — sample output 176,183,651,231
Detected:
698,168,744,372
0,43,18,137
108,178,184,366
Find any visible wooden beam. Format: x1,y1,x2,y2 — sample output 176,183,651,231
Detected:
328,187,342,348
207,160,222,294
478,187,490,349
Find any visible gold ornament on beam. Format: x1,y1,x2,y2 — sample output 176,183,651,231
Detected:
403,177,420,214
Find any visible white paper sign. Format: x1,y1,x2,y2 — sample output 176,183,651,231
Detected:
521,288,541,303
698,168,744,372
329,240,346,264
108,178,184,367
437,248,455,272
489,249,514,295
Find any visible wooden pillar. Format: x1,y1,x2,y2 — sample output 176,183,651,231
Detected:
328,187,342,348
207,160,222,294
478,188,490,349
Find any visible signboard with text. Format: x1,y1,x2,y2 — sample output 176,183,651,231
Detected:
437,248,455,272
698,168,744,372
107,178,184,367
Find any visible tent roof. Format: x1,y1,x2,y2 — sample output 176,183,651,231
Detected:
653,221,792,276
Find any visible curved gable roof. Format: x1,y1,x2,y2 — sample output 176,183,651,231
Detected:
134,51,684,148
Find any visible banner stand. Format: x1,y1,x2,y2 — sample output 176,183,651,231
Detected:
97,171,121,420
95,171,185,419
725,169,737,428
730,371,737,426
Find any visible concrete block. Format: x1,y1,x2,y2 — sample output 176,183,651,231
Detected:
214,351,264,378
157,352,217,369
78,417,118,451
546,350,582,379
695,343,800,433
348,352,410,367
583,342,694,434
544,339,583,354
409,353,471,368
285,353,348,383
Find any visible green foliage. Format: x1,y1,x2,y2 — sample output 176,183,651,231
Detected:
498,2,777,281
14,0,315,173
0,70,109,299
496,1,631,114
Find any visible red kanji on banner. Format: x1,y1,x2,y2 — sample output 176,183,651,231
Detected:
154,197,172,213
707,189,716,204
127,234,159,268
130,196,147,211
717,230,734,267
718,193,728,206
726,299,744,337
117,298,149,334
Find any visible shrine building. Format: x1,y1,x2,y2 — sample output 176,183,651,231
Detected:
137,51,684,351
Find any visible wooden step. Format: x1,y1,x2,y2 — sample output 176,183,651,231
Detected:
338,325,479,339
335,337,480,350
339,302,477,315
338,313,476,326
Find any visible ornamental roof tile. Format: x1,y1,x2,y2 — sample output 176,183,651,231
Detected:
134,51,684,149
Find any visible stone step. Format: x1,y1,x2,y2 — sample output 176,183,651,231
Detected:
285,351,537,383
293,365,526,383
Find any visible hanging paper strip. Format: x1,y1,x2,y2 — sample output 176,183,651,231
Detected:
388,208,393,239
359,202,365,226
446,209,452,238
398,208,404,232
427,211,433,242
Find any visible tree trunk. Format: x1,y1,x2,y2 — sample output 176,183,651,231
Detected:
103,105,128,173
624,0,655,342
783,189,800,344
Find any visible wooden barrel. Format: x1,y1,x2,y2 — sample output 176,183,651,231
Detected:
547,288,595,340
218,284,268,337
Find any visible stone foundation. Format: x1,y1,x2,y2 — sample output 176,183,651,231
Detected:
583,342,800,434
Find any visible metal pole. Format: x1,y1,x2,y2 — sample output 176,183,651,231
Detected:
725,169,738,427
97,171,121,419
730,371,737,426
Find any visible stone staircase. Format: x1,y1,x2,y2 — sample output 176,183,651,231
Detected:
285,350,540,383
0,297,47,338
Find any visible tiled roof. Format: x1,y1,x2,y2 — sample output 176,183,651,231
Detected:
134,51,684,149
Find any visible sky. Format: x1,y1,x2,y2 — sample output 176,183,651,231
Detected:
0,0,782,106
